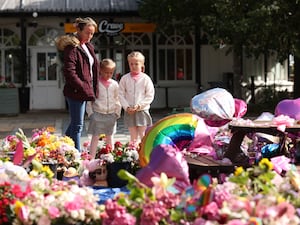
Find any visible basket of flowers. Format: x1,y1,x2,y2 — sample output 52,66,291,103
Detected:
83,139,140,188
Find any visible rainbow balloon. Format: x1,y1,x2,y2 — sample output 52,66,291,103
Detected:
139,113,200,167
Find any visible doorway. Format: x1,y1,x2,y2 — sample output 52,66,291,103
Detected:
30,48,64,109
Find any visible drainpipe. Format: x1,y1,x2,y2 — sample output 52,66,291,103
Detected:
20,0,27,87
20,18,27,87
195,25,201,93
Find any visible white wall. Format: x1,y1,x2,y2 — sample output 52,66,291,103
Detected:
200,45,234,90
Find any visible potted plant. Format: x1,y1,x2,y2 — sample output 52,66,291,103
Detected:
94,140,140,188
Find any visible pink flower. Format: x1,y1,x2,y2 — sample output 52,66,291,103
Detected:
102,199,136,225
229,197,252,214
17,205,30,222
83,140,90,148
64,196,84,212
37,215,51,225
227,219,246,225
272,202,296,218
48,206,60,219
111,212,136,225
201,202,219,220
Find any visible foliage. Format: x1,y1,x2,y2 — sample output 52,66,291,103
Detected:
138,0,300,61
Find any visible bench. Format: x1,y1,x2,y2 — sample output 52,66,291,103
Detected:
185,155,238,183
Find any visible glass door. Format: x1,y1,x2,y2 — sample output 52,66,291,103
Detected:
31,48,64,109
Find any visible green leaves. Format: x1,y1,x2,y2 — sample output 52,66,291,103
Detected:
139,0,300,61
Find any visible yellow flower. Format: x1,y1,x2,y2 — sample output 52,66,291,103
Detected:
258,158,273,171
234,166,244,176
289,170,300,191
60,136,75,146
24,147,36,157
99,134,106,140
14,200,24,215
46,126,56,133
42,165,54,178
277,195,285,203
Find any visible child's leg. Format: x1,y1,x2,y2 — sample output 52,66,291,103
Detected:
105,134,113,148
128,126,138,143
89,135,99,159
137,126,147,142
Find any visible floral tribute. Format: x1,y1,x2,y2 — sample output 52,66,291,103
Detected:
100,158,300,225
0,127,81,175
0,161,102,225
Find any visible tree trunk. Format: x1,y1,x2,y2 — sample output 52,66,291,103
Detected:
293,55,300,98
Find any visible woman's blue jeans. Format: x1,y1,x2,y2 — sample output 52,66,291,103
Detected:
65,97,86,151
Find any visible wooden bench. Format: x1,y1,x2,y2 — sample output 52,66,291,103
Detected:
185,155,237,182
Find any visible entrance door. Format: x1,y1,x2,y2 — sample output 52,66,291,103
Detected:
31,48,64,109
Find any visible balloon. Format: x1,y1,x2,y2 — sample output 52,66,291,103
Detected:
190,88,235,127
275,98,300,120
139,113,200,167
136,144,190,191
234,98,247,118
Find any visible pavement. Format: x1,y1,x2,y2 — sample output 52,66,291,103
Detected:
0,108,172,146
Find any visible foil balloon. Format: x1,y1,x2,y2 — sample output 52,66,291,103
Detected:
190,88,236,127
234,98,247,118
139,113,200,167
275,98,300,120
136,144,190,191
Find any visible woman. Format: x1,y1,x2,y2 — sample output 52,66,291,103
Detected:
56,17,99,151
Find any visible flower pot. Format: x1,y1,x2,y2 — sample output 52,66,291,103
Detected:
106,162,131,188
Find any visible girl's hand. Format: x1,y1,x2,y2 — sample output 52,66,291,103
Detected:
127,107,136,114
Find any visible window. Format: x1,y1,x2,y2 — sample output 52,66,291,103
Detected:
28,28,58,46
36,52,57,81
0,29,21,83
157,31,194,82
93,33,152,79
120,33,152,77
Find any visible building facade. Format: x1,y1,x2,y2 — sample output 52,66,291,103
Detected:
0,0,292,111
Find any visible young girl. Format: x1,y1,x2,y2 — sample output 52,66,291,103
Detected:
86,59,121,159
119,51,155,145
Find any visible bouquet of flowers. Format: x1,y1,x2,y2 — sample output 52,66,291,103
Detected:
96,141,139,165
0,181,28,225
0,127,81,169
12,177,102,225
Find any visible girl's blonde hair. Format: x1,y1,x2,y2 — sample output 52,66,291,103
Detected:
127,51,145,64
100,58,116,69
74,17,97,31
